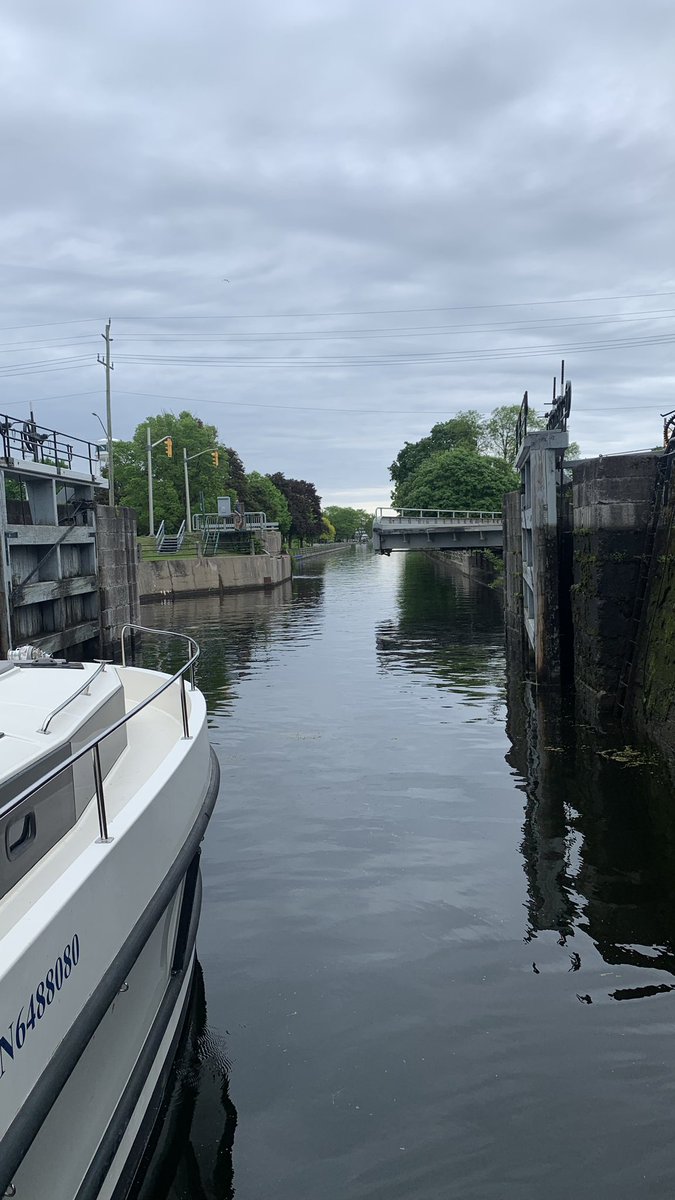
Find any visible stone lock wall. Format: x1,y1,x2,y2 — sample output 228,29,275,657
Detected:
503,489,525,665
570,454,659,724
96,505,140,656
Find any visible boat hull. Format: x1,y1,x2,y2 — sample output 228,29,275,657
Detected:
1,744,220,1199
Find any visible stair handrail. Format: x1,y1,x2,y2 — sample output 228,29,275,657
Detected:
155,519,165,551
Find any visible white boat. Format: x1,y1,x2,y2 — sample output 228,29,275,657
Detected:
0,624,219,1199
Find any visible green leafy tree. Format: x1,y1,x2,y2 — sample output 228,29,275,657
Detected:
324,506,373,541
320,515,336,542
481,405,545,465
390,411,483,502
223,446,248,508
114,411,230,534
245,471,292,536
396,447,518,512
269,473,323,545
481,404,580,464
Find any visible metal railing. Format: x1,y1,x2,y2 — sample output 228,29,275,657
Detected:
374,507,502,524
0,625,200,844
0,412,102,479
514,390,528,456
40,661,108,734
154,520,165,552
192,511,279,533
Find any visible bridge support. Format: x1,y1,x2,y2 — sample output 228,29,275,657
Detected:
515,430,568,686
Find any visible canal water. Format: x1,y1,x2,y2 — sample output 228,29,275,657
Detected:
138,549,675,1200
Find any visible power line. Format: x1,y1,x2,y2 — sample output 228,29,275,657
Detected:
114,387,665,417
111,288,675,320
0,289,674,336
0,354,92,373
0,310,672,356
0,318,101,333
8,390,101,406
112,309,675,344
0,362,93,379
114,330,675,368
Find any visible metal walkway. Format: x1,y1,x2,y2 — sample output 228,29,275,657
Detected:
372,508,503,554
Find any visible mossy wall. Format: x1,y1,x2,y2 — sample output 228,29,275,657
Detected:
570,454,659,725
631,498,675,752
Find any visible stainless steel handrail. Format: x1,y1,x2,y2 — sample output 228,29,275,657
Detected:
120,623,198,691
0,626,201,843
39,661,107,734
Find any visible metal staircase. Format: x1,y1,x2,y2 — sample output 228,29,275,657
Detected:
157,520,185,554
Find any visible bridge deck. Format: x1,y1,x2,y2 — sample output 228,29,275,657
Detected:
372,508,503,554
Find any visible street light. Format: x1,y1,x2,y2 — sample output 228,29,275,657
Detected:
183,446,219,534
91,412,112,503
146,425,174,537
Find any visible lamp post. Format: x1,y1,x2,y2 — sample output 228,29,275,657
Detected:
91,412,111,495
183,446,219,534
146,426,173,537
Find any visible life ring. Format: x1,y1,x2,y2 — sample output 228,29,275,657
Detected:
233,510,244,530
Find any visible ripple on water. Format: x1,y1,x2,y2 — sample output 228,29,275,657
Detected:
140,550,675,1200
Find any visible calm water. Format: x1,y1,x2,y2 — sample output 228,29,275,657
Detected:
138,549,675,1200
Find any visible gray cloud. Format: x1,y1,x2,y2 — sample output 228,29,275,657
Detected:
0,0,674,507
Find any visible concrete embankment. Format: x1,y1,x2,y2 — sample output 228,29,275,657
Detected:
424,548,501,591
138,553,291,601
292,543,356,562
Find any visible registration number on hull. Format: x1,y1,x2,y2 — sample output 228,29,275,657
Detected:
0,935,81,1078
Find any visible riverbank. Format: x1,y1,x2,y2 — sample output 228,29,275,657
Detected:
291,542,356,562
424,547,502,591
138,552,291,601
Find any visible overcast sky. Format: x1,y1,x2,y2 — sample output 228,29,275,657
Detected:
1,0,674,510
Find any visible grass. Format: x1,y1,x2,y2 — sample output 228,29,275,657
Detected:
137,533,257,561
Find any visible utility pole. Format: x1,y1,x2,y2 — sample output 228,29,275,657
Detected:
97,319,114,506
183,446,191,535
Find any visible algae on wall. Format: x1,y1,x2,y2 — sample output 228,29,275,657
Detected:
631,512,675,750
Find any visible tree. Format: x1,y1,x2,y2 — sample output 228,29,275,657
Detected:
482,405,580,464
320,515,336,542
245,471,292,536
396,447,519,512
481,405,545,465
114,411,230,534
390,411,483,502
269,473,323,545
324,506,373,541
223,446,248,509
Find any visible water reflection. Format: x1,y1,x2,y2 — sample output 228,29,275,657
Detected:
133,961,237,1200
507,667,675,999
376,553,504,708
136,573,324,712
135,550,675,1196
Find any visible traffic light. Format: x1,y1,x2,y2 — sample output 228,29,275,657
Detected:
165,437,173,458
211,450,219,467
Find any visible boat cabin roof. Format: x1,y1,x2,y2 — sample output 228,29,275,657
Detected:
0,662,121,789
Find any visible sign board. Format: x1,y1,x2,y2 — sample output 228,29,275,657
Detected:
217,496,232,516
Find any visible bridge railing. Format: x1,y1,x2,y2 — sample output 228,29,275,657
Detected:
374,507,502,525
192,511,279,533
